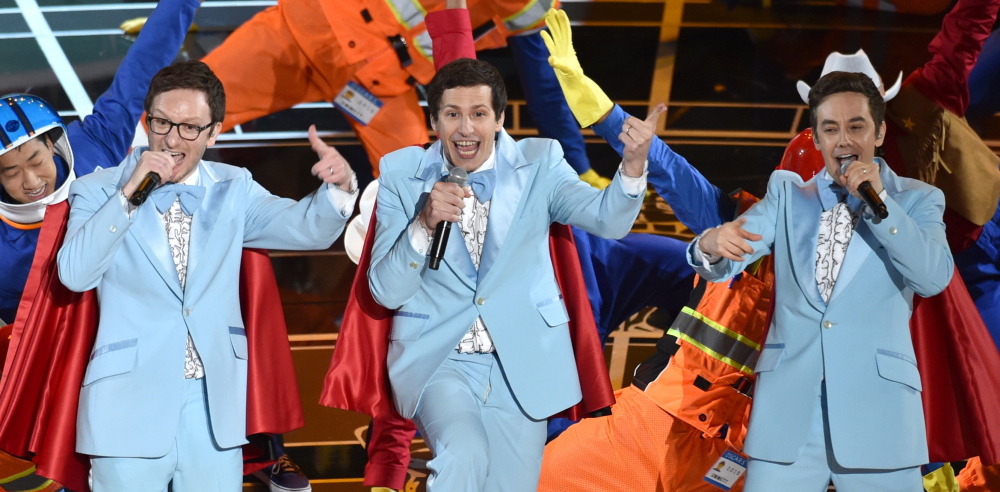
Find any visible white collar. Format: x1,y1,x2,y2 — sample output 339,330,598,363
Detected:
176,166,201,186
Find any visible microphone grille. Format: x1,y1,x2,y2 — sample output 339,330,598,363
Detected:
447,167,469,187
839,156,855,175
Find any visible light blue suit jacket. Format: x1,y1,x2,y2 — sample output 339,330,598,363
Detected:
369,130,643,420
688,160,953,469
57,147,348,457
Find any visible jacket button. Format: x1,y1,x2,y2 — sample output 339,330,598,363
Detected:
698,414,707,422
409,261,419,269
823,320,833,329
348,40,356,48
889,226,897,235
184,309,191,316
109,225,117,233
476,298,485,306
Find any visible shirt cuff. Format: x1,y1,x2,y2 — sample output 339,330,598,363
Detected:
326,173,359,217
407,219,433,256
617,160,648,197
691,229,723,268
119,189,139,219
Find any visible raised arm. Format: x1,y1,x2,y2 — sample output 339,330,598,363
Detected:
592,105,735,233
542,9,735,233
69,0,200,175
426,0,476,67
908,0,1000,116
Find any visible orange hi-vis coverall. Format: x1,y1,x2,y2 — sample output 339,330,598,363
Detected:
539,196,774,492
201,0,554,175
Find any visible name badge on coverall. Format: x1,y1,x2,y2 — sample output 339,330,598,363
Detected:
334,81,383,125
704,450,747,490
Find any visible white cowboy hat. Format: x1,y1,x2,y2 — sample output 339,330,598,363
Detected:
795,49,902,104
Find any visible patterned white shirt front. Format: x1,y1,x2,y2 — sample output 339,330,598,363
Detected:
161,171,206,379
815,182,861,303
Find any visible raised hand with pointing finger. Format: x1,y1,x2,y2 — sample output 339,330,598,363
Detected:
621,104,666,176
308,124,355,192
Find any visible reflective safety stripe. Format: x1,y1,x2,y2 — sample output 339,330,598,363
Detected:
666,307,761,375
384,0,433,62
413,30,433,62
503,0,554,33
385,0,425,29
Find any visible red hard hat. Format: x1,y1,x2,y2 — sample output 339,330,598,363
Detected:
777,128,825,181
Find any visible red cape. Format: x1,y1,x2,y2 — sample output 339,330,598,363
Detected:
912,273,1000,464
319,203,615,420
0,201,304,491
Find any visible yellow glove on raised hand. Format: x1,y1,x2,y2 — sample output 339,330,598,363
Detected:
540,8,613,128
120,16,198,35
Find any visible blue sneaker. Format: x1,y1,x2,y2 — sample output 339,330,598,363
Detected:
252,454,312,492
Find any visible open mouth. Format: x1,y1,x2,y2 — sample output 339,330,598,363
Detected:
23,185,47,201
167,151,185,165
836,153,858,171
453,140,480,160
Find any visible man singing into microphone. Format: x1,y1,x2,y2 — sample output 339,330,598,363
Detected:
366,57,648,490
55,60,357,491
689,70,953,491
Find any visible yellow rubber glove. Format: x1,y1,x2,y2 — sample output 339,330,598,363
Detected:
120,17,198,35
119,17,147,34
540,8,613,128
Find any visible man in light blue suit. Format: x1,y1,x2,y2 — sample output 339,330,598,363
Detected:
56,60,358,492
368,58,650,491
689,71,953,491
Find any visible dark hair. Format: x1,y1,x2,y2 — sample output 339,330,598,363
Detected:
808,71,885,132
144,60,226,128
426,58,507,123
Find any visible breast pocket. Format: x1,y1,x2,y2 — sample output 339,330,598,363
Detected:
875,349,922,392
391,311,431,341
83,338,138,386
753,343,786,373
230,327,248,360
536,295,570,327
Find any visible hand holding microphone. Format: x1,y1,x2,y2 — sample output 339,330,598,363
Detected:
421,167,470,270
123,151,174,206
839,157,888,219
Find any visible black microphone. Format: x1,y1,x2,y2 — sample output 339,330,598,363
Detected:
428,167,468,270
128,172,161,207
840,157,888,219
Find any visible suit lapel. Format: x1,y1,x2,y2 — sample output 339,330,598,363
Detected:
121,188,184,300
112,148,183,300
786,179,825,311
412,143,476,289
828,219,875,303
478,133,533,285
442,220,477,288
828,160,901,303
186,163,228,296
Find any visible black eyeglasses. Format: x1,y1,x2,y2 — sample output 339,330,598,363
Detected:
146,116,214,141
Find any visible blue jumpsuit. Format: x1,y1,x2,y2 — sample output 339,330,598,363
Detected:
549,104,737,439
